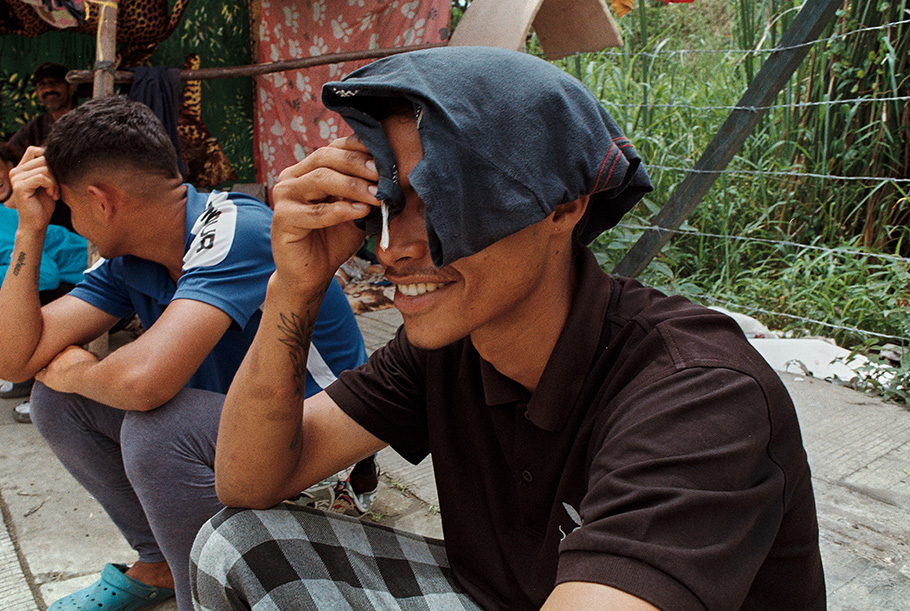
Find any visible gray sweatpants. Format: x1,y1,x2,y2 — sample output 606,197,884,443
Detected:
30,381,225,611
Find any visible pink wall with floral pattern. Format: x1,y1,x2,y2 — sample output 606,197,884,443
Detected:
253,0,451,188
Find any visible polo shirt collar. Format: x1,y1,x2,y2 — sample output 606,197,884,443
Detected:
479,249,613,432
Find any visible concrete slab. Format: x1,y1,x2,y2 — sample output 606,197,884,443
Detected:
750,337,869,382
378,448,438,508
781,373,910,610
0,397,141,609
0,500,36,611
364,477,443,541
357,307,403,354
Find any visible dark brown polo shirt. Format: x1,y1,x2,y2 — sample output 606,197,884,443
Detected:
327,248,825,611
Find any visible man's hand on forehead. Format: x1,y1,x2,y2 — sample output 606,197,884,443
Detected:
8,147,60,204
5,146,60,235
274,134,378,211
269,134,381,291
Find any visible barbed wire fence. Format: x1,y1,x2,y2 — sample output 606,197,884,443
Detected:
583,15,910,351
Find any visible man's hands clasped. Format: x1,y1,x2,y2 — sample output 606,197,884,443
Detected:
270,134,380,292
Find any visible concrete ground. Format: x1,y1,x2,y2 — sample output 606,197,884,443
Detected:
0,307,907,610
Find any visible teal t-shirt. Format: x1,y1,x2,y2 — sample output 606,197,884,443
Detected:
0,206,87,291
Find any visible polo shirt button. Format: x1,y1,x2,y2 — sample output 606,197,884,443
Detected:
524,410,532,420
521,469,533,483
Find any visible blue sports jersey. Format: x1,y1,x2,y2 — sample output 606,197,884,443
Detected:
70,185,366,396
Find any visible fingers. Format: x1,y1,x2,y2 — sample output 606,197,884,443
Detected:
278,138,378,183
8,166,59,207
19,145,46,164
273,141,381,229
330,133,371,154
9,149,60,204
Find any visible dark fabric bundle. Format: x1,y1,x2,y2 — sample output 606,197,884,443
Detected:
323,46,652,267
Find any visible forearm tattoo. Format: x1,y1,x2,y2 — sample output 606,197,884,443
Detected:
276,282,330,399
277,310,315,398
12,251,26,277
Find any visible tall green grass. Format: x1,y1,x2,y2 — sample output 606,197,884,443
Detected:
548,0,909,400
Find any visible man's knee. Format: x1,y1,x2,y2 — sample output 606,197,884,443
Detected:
29,381,79,440
191,508,255,593
121,387,221,478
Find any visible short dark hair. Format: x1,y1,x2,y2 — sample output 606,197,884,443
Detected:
44,95,180,185
0,143,18,165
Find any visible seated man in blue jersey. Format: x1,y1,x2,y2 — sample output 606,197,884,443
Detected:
0,95,374,611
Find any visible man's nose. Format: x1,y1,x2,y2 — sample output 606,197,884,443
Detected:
377,205,429,265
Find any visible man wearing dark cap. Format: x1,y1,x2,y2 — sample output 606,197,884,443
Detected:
191,47,825,611
7,62,77,158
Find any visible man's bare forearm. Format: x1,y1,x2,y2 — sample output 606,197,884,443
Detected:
0,227,48,379
215,273,330,507
277,307,318,401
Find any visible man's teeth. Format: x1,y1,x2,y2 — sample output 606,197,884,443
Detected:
397,282,445,296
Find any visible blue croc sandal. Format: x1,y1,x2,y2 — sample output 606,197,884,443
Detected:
48,563,175,610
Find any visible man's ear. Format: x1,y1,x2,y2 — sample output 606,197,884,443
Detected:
551,195,590,235
86,183,118,221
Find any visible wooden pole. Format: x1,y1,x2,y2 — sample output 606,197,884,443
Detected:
67,42,448,85
612,0,843,278
87,0,119,358
92,1,118,98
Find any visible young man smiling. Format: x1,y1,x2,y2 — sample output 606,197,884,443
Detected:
192,47,825,610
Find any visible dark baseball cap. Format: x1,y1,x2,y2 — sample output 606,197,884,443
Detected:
323,46,652,268
32,62,69,84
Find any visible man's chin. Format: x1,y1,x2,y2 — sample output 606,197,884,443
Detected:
399,316,466,351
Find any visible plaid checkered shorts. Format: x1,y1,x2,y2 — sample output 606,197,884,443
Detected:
190,503,482,610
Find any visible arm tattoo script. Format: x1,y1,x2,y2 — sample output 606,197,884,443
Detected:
277,310,315,399
12,251,26,277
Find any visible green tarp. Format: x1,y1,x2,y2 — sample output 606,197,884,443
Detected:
1,0,255,186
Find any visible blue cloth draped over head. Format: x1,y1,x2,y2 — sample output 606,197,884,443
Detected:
323,46,652,268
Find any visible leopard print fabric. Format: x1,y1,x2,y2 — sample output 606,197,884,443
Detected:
0,0,192,67
177,53,237,188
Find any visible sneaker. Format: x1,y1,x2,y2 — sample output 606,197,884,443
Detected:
0,379,34,400
290,459,380,516
289,473,344,511
13,401,31,424
349,456,379,495
330,477,378,516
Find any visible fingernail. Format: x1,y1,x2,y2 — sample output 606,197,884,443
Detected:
366,160,377,173
367,185,378,196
